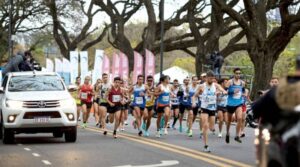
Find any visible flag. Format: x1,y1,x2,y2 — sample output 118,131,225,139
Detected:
119,52,129,81
62,58,71,85
54,58,63,77
133,51,143,83
111,53,120,81
145,49,156,81
46,58,54,72
80,51,89,83
92,50,104,84
70,51,79,84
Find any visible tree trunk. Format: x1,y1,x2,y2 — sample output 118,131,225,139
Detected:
195,47,205,77
251,52,276,99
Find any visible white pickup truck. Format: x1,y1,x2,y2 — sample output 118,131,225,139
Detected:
0,72,77,144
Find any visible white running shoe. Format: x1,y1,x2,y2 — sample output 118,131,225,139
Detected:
164,128,168,135
218,133,222,138
156,131,161,138
203,145,211,153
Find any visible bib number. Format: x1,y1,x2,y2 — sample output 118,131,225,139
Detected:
162,96,169,102
233,89,242,99
135,97,144,105
112,95,121,103
81,93,88,100
207,96,216,105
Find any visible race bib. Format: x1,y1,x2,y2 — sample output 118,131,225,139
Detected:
135,97,144,104
162,96,170,102
207,96,216,105
81,93,88,100
233,90,242,99
183,96,189,102
112,95,121,103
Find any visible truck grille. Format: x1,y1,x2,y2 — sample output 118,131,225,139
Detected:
23,111,61,119
23,100,60,108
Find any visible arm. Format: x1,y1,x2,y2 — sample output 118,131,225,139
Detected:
216,84,227,95
192,86,203,107
105,88,114,106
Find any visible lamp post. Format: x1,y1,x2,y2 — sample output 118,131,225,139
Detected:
159,0,164,77
8,0,13,58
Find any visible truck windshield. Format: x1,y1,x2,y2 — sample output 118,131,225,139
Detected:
8,75,65,92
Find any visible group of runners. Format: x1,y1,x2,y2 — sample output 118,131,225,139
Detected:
70,68,279,153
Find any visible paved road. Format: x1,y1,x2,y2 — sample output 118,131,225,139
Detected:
0,116,256,167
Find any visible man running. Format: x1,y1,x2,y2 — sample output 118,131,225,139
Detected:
98,73,111,130
170,79,180,130
216,78,228,138
93,79,102,126
178,78,190,133
225,68,246,143
119,79,130,131
105,77,125,138
78,76,94,128
193,71,227,152
143,75,155,137
155,75,173,137
129,75,150,136
74,77,82,121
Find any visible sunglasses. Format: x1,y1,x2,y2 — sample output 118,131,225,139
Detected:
235,72,241,75
147,80,153,82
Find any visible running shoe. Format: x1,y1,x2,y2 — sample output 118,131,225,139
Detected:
138,130,143,136
164,128,168,135
172,125,176,130
167,122,170,129
96,123,99,127
234,136,242,143
160,117,165,129
179,125,183,133
188,130,193,137
103,131,107,135
144,131,150,137
156,131,161,138
203,145,211,153
240,133,246,138
211,129,216,135
124,121,128,126
225,134,230,143
121,128,125,131
142,122,146,131
218,133,222,138
81,123,87,129
105,116,109,124
113,130,117,139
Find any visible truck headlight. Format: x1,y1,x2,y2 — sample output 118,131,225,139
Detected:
60,99,75,107
6,99,23,109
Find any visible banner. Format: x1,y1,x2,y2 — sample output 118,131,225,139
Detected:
111,53,120,81
145,49,156,80
62,58,71,85
102,55,110,74
119,52,129,81
80,51,89,83
46,58,54,72
92,50,104,84
133,51,143,84
70,51,79,84
54,58,63,77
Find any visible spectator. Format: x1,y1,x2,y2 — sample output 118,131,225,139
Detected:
214,52,224,78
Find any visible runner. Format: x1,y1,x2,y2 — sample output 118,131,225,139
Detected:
143,75,155,137
74,77,82,121
104,77,125,138
98,73,111,130
225,68,246,143
190,76,200,123
119,79,130,131
78,76,94,129
155,75,173,137
93,79,102,126
240,87,251,138
178,78,190,133
216,78,229,138
192,71,227,152
129,75,150,136
170,79,180,130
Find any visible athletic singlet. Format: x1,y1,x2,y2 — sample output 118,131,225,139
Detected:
201,83,217,111
180,85,190,106
188,84,199,106
146,87,155,107
227,79,244,107
108,87,122,105
157,84,171,107
217,93,228,107
132,84,146,108
100,82,111,103
171,87,180,105
80,84,93,103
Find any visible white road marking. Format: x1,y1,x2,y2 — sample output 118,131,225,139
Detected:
24,148,31,151
32,153,40,157
42,160,52,165
114,160,179,167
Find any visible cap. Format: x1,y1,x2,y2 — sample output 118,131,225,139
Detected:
201,73,207,77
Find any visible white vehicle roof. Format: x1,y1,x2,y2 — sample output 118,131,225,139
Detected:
8,71,59,77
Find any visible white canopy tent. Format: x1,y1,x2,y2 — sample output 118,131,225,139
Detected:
154,66,192,84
